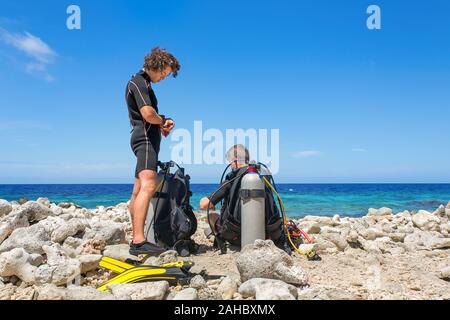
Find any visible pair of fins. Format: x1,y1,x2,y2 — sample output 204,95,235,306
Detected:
97,256,194,292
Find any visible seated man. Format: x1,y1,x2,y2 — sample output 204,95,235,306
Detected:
200,144,285,249
200,144,250,236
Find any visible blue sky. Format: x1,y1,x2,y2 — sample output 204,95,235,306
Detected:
0,0,449,184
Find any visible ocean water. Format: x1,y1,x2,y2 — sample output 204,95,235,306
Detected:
1,184,449,218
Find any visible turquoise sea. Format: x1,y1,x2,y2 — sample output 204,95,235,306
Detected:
1,184,449,218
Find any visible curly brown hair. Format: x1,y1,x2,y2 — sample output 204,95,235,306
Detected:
143,47,180,78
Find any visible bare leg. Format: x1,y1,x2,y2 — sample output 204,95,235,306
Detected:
129,178,141,230
131,170,158,244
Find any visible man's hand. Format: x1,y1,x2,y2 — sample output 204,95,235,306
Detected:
160,118,175,137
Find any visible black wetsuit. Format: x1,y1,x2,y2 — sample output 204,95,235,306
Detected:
125,69,161,177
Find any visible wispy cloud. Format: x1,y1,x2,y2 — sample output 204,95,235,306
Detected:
0,28,57,81
292,150,322,158
352,148,368,153
0,120,52,131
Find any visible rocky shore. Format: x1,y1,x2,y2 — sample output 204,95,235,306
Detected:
0,198,449,300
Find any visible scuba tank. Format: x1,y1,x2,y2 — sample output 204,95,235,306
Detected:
240,165,266,247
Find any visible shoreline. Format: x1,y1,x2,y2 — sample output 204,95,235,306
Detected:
0,198,449,300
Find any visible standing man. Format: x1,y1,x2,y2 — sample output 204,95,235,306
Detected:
125,47,180,255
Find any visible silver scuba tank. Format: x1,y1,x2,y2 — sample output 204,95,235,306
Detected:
144,173,170,244
240,169,266,247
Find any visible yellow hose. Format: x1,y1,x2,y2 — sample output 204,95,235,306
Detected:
263,177,317,259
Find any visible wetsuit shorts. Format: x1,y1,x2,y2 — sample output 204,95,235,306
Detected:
131,123,161,178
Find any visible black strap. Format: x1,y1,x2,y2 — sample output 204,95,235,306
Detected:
240,189,265,199
153,192,169,199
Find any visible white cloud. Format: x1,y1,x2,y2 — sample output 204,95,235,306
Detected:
352,148,368,153
0,28,57,81
292,150,322,158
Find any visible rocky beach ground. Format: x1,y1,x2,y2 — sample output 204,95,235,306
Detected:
0,198,449,300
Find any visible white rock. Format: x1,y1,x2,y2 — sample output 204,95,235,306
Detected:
301,216,334,226
217,276,238,300
103,244,141,262
0,209,30,244
412,210,441,231
66,285,115,300
0,224,52,254
367,207,393,217
361,240,382,254
404,231,450,250
172,288,198,300
36,284,68,300
12,286,36,300
108,281,169,300
35,244,81,286
236,240,308,285
313,237,336,253
83,220,126,245
320,226,341,234
239,278,298,300
78,254,102,273
49,204,63,216
51,219,87,243
0,248,37,284
0,200,12,218
153,250,179,265
20,201,55,222
439,266,450,279
0,283,17,300
189,275,206,289
433,205,446,217
321,233,348,251
63,237,84,249
389,233,406,243
358,227,384,241
297,221,321,234
36,198,50,206
29,254,45,267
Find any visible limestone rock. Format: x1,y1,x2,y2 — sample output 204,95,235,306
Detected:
389,233,406,243
0,283,17,300
66,285,115,300
153,250,179,265
297,221,321,234
173,288,198,300
12,286,36,300
0,248,37,284
404,231,450,250
0,200,12,218
103,244,140,262
0,208,30,245
236,240,308,285
239,278,298,300
36,284,68,300
412,210,441,231
0,224,52,254
51,219,87,243
367,207,393,217
321,233,348,251
83,220,126,245
35,244,81,286
108,281,169,300
78,254,102,273
217,276,238,300
20,201,55,222
190,275,206,289
36,198,50,206
439,266,450,279
76,239,106,255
